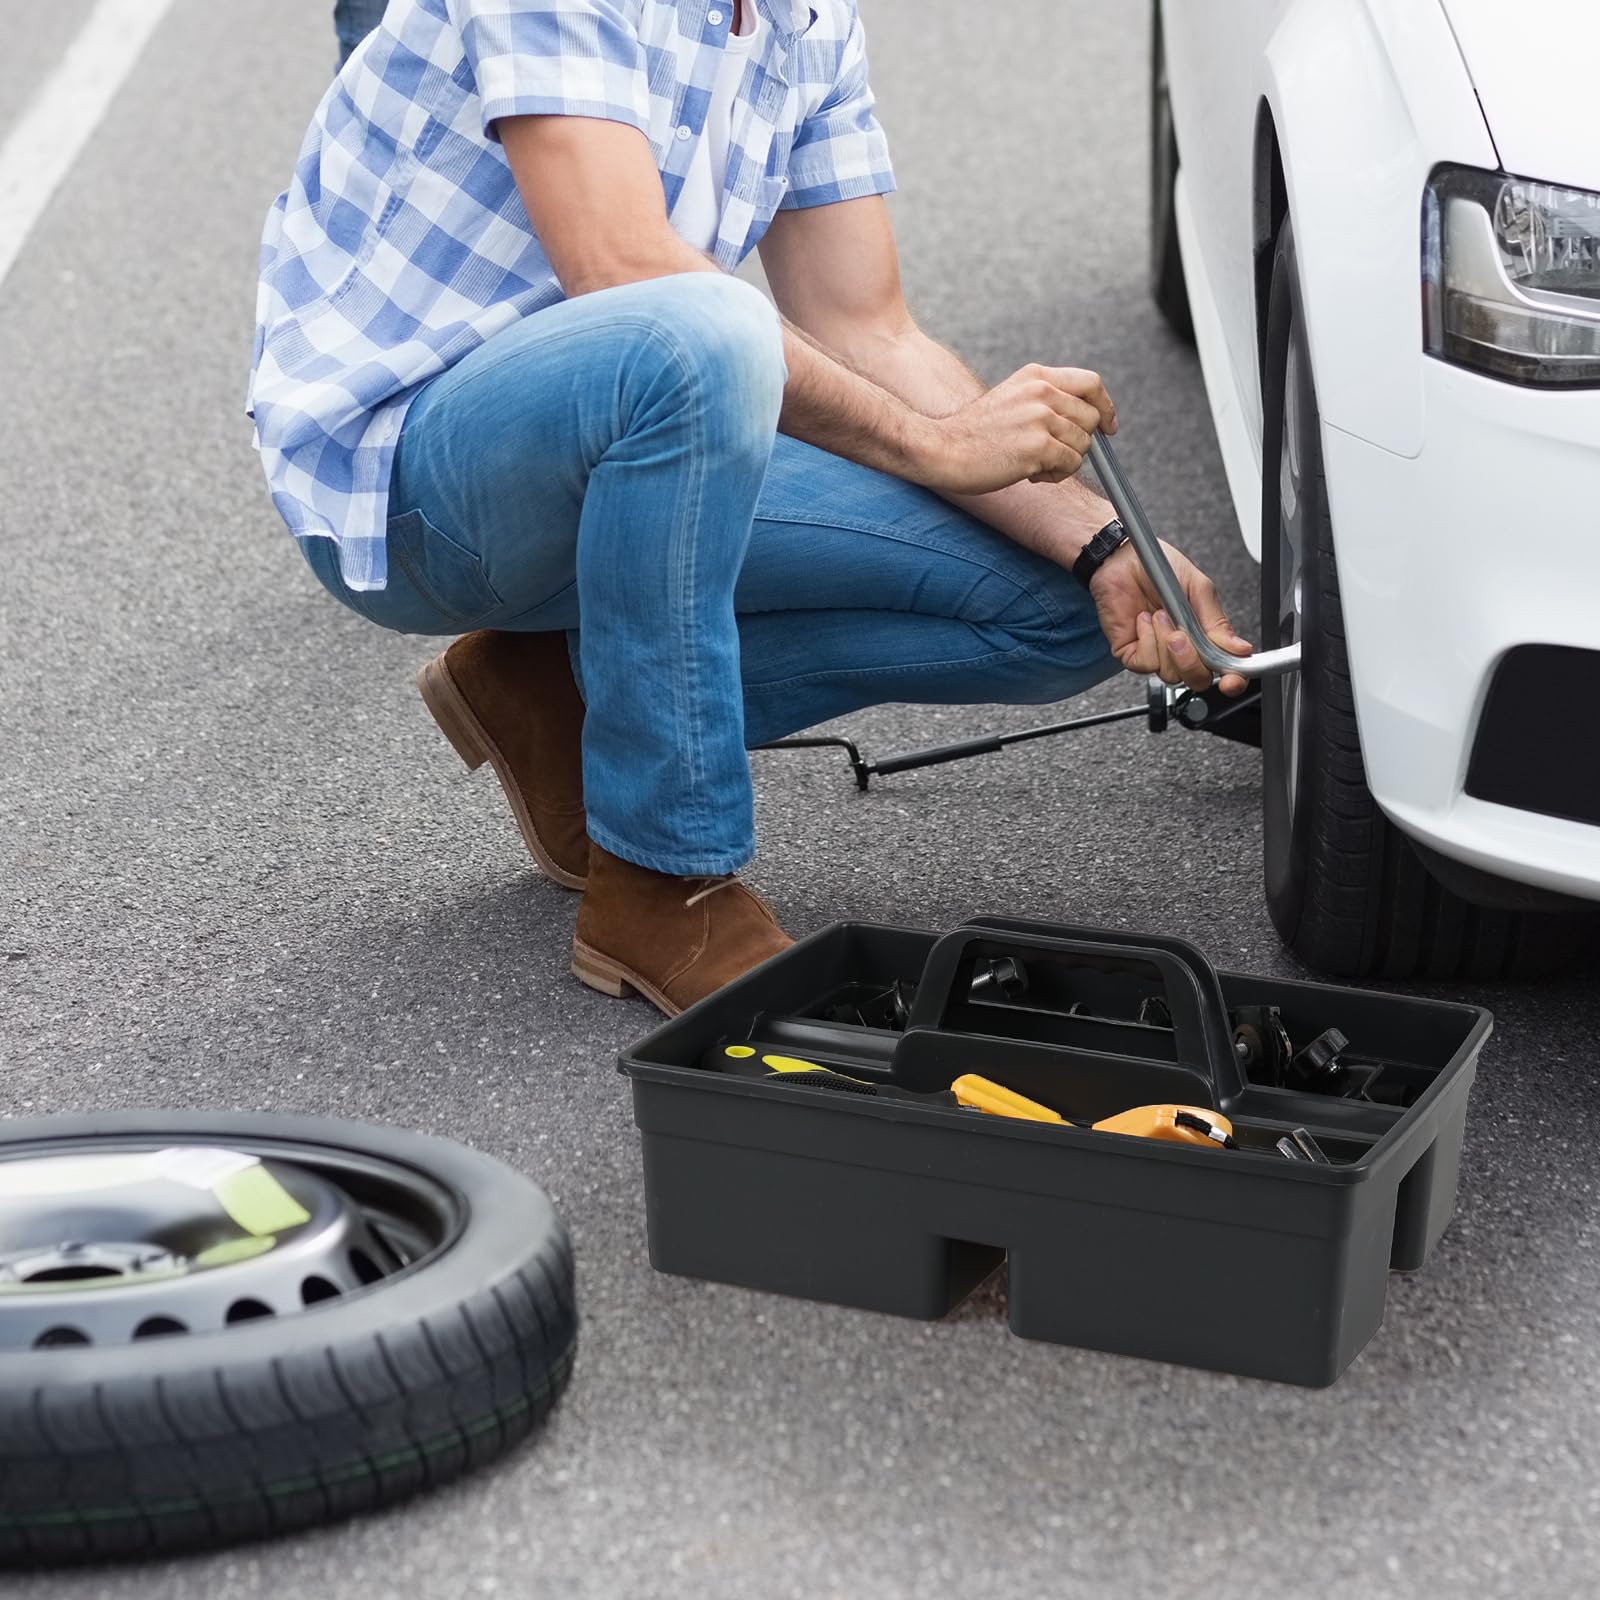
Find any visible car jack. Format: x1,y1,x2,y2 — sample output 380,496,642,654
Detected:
755,678,1261,792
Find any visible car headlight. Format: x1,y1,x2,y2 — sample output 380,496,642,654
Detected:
1422,164,1600,388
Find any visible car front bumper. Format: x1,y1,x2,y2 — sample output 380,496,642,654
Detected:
1320,357,1600,903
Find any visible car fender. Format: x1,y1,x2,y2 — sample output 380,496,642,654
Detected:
1260,0,1496,459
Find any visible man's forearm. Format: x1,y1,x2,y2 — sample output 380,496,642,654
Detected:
776,321,935,482
562,253,938,485
560,252,1107,561
818,323,1112,565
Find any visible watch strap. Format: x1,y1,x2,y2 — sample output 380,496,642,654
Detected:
1072,518,1130,588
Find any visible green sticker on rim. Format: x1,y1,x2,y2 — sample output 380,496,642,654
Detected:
192,1235,278,1267
212,1166,311,1237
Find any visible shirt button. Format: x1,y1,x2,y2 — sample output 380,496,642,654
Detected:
676,124,691,140
707,7,723,21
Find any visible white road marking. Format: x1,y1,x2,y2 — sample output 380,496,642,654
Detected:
0,0,178,295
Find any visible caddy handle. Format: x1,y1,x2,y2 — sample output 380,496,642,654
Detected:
1086,433,1302,681
910,916,1246,1107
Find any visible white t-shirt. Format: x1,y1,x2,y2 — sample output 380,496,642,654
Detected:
670,4,764,253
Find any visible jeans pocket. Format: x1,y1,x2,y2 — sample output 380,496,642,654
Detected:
385,507,504,627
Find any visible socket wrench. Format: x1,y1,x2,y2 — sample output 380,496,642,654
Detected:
1087,434,1302,680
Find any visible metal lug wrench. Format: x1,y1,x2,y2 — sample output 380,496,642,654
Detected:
1087,434,1302,680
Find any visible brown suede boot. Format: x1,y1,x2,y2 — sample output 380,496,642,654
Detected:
571,844,793,1016
417,631,589,888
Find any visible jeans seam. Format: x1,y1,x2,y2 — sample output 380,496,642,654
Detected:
673,372,712,862
741,643,1028,696
631,325,717,865
751,512,1072,633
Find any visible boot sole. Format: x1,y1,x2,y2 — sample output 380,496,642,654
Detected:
417,654,588,891
571,939,683,1019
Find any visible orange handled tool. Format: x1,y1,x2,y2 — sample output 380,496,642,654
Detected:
950,1075,1237,1149
949,1075,1068,1123
717,1050,1239,1150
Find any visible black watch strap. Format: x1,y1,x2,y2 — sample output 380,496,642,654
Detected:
1071,517,1130,588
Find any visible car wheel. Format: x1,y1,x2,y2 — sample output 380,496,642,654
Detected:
1149,2,1193,341
1260,221,1583,979
0,1111,576,1565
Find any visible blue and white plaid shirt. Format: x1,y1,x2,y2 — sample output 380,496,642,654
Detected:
248,0,895,590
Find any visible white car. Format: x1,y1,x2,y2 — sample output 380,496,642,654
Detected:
1152,0,1600,978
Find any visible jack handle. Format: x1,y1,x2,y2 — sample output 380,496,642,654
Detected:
1087,434,1302,681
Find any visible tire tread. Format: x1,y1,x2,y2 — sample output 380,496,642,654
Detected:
0,1213,575,1565
1258,222,1593,979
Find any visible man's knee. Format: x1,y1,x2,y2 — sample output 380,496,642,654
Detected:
998,622,1120,705
982,570,1118,705
629,274,786,423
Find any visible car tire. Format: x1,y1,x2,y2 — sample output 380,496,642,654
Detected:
0,1112,577,1565
1259,221,1585,979
1149,2,1194,341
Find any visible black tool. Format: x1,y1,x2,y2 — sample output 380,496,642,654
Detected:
1137,995,1173,1028
822,977,917,1031
1286,1028,1351,1092
1232,1005,1295,1086
770,1069,879,1097
886,978,916,1029
968,956,1029,1002
754,682,1262,791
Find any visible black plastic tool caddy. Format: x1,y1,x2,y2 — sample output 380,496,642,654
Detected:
619,916,1492,1386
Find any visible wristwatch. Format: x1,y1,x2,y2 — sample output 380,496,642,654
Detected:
1071,517,1130,589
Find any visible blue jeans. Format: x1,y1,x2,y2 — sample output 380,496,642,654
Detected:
334,0,386,65
301,274,1117,874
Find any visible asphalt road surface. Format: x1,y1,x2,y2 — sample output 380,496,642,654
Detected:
4,4,1598,1598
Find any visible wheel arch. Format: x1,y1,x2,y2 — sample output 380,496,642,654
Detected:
1251,0,1493,460
1250,103,1287,405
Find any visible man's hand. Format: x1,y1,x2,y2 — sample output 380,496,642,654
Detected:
756,201,1250,698
905,365,1117,495
1089,541,1254,696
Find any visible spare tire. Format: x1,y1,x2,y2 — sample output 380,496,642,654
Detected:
0,1111,576,1565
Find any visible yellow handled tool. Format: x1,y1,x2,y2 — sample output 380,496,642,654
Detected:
951,1075,1236,1149
717,1047,856,1076
718,1051,1238,1150
949,1075,1066,1123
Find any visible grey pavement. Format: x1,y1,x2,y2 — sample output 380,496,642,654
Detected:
2,4,1598,1598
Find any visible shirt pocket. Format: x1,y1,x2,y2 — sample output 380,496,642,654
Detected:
737,174,792,258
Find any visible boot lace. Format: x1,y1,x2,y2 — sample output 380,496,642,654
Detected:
683,875,741,909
